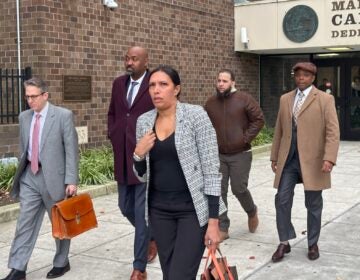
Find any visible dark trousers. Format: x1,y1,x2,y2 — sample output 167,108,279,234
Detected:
118,183,149,272
149,200,206,280
219,151,256,231
275,154,323,247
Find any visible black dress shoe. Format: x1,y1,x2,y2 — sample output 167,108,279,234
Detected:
0,269,26,280
308,244,320,260
46,263,70,279
272,243,291,262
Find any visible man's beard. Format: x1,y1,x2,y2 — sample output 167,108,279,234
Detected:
216,87,233,98
125,67,134,76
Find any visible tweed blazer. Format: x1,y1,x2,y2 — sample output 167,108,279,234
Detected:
270,86,340,190
134,101,226,226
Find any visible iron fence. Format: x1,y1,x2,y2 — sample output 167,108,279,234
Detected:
0,67,32,124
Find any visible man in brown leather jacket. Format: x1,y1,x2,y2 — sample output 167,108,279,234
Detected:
205,69,264,240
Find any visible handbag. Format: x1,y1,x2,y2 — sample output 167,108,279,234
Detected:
51,193,98,239
201,248,238,280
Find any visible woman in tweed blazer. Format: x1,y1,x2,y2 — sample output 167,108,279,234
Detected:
133,65,225,280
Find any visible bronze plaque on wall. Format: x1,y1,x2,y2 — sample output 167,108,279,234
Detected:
63,75,92,102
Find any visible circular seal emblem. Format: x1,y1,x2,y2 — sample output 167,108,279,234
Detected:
283,5,318,43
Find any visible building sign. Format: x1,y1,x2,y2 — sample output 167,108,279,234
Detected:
63,75,92,102
283,5,318,43
331,0,360,38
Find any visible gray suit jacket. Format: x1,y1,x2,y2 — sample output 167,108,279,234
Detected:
11,103,79,202
135,102,226,227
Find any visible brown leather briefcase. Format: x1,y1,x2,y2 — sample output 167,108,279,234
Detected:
51,193,98,239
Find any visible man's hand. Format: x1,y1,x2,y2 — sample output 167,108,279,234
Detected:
271,161,277,173
321,160,334,173
65,184,77,197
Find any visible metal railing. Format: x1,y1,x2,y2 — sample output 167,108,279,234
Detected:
0,67,32,124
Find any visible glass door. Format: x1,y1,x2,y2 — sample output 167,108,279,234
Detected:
316,65,341,125
315,56,360,140
347,63,360,139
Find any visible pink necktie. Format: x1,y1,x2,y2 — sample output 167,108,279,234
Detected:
31,114,41,174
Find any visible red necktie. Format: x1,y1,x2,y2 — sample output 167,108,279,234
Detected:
31,114,41,174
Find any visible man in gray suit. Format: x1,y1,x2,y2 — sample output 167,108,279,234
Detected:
1,77,79,280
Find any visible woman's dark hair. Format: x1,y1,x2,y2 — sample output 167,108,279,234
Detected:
149,65,181,97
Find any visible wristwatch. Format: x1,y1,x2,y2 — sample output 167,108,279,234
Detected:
133,152,145,162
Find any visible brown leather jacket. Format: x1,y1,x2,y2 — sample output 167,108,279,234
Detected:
205,91,264,154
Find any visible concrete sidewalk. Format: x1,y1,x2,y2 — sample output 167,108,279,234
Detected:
0,141,359,279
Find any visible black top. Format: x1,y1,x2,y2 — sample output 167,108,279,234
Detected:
149,132,192,203
134,132,219,218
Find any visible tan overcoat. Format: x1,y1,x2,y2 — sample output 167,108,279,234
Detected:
270,86,340,190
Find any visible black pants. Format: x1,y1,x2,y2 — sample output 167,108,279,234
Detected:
118,183,149,271
275,153,323,246
149,200,207,280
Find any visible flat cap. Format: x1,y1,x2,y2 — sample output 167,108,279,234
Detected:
292,62,317,75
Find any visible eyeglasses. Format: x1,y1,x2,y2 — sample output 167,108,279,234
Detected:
25,92,46,101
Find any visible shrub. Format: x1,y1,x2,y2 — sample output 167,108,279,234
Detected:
252,126,274,147
79,146,114,186
1,129,274,192
0,146,115,191
0,163,17,192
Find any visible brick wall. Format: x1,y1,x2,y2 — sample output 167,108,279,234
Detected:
0,125,19,157
0,0,259,158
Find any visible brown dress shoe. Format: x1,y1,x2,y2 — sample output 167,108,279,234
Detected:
272,243,291,262
130,269,147,280
308,244,320,260
248,207,259,233
219,230,229,242
147,240,158,263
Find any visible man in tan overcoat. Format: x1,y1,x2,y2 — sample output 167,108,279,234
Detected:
270,62,340,263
